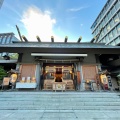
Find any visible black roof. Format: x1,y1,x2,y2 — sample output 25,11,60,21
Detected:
0,42,120,54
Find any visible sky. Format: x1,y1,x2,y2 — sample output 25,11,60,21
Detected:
0,0,107,42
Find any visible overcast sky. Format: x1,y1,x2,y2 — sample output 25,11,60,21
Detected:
0,0,107,42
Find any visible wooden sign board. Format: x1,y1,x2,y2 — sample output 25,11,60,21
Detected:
3,77,10,85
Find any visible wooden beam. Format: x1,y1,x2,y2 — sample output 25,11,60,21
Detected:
36,36,41,42
77,36,82,43
64,36,68,43
22,35,28,42
51,36,54,42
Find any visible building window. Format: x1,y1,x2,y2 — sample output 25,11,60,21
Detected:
101,20,105,28
2,37,6,44
101,11,105,20
115,37,120,45
97,26,100,34
99,34,102,39
91,27,94,31
99,14,102,22
105,3,109,11
99,22,102,29
102,20,106,27
106,23,111,31
115,0,120,11
114,14,120,24
108,31,113,40
92,21,97,30
101,31,104,37
118,11,120,18
104,16,108,24
110,41,115,46
108,0,113,6
103,27,107,34
92,31,95,36
6,36,10,44
111,6,116,15
103,37,106,43
102,8,106,17
105,35,109,43
110,19,114,27
99,40,102,43
96,27,99,34
0,37,2,43
116,24,120,33
112,28,118,37
107,11,112,20
94,30,97,37
12,36,19,42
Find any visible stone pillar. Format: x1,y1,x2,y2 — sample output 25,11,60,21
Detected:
76,62,81,91
73,63,77,90
16,63,20,70
77,62,81,71
36,63,41,90
77,62,85,91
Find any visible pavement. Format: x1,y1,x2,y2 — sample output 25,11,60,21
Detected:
0,91,120,120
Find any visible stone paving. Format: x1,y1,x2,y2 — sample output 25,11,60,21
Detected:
0,91,120,120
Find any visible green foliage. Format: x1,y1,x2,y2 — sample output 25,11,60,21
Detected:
0,66,7,80
117,74,120,79
9,53,18,59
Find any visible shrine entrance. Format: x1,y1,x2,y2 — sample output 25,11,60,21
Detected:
42,64,75,91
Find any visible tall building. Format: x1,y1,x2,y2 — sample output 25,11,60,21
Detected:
0,32,19,61
0,32,19,44
91,0,120,46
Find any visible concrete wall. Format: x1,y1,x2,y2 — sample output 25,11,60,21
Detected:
20,52,35,63
82,54,96,64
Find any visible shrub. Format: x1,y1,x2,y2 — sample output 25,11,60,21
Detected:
0,66,7,80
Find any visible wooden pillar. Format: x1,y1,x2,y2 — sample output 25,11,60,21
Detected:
77,62,85,91
36,63,41,90
76,62,81,91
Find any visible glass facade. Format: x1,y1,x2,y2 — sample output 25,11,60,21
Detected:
0,33,19,59
91,0,120,46
0,33,19,44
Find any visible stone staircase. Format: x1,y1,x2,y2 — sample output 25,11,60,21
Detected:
0,91,120,120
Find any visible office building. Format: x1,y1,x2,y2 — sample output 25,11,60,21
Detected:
91,0,120,46
0,32,19,69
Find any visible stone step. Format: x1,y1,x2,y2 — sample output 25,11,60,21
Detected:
0,92,120,120
0,97,119,101
0,106,120,110
0,93,119,97
0,95,119,98
0,91,119,95
0,92,120,105
0,101,120,106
